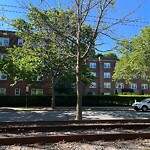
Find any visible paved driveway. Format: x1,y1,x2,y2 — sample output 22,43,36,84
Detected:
0,109,150,121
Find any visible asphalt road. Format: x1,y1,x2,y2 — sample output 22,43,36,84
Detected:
0,109,150,121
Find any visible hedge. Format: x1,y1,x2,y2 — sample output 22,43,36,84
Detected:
0,95,149,107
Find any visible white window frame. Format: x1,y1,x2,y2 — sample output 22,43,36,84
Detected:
116,83,124,89
90,82,97,88
132,74,137,79
18,39,23,46
89,62,96,69
104,72,111,78
104,63,110,69
104,93,111,95
141,84,148,90
0,54,4,60
15,88,20,96
31,89,43,95
129,83,137,89
0,88,6,95
0,37,9,46
72,83,76,88
141,75,147,80
104,82,111,88
0,71,7,80
91,72,96,77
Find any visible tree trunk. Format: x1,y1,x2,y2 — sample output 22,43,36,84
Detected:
75,57,82,120
75,0,82,120
51,77,55,109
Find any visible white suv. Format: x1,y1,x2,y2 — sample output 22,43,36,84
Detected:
132,98,150,112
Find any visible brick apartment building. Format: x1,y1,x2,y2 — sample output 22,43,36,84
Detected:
0,30,51,96
85,56,150,95
0,30,150,96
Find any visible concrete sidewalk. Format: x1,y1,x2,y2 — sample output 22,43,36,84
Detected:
0,109,150,122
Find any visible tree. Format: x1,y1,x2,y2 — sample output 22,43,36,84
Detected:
1,6,95,109
1,8,77,108
113,26,150,83
103,52,118,58
62,0,140,120
2,0,141,120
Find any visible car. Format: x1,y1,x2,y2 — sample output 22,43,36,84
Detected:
132,98,150,112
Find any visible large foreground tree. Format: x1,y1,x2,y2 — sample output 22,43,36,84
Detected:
1,6,95,109
113,26,150,83
2,0,142,120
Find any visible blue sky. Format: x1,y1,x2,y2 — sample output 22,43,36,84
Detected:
0,0,150,53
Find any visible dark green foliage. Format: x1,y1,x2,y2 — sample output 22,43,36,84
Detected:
0,95,149,107
103,52,118,58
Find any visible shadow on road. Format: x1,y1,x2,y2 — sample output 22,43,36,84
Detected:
0,109,150,122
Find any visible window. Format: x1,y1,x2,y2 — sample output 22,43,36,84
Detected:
132,74,137,79
89,62,96,68
104,93,111,95
72,83,76,88
141,84,148,89
91,72,96,77
0,54,4,60
90,82,97,88
18,39,23,46
104,72,111,78
0,88,6,95
104,82,111,88
116,83,124,89
15,88,20,96
0,37,9,46
129,83,137,89
31,89,43,95
104,63,110,69
0,71,7,80
3,38,9,46
141,75,147,80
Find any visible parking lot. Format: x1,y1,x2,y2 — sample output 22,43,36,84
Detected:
0,108,150,121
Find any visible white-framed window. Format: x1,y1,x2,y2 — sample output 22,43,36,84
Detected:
0,71,7,80
141,84,148,89
132,74,137,79
104,72,111,78
104,93,111,95
141,75,147,80
129,83,137,89
18,39,23,46
104,82,111,88
90,82,97,88
72,83,76,88
31,89,43,95
0,37,9,46
116,83,124,89
89,62,96,69
0,88,6,95
0,54,4,60
91,72,96,77
104,63,110,69
15,88,20,96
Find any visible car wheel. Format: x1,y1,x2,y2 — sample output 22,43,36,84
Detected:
142,106,148,112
